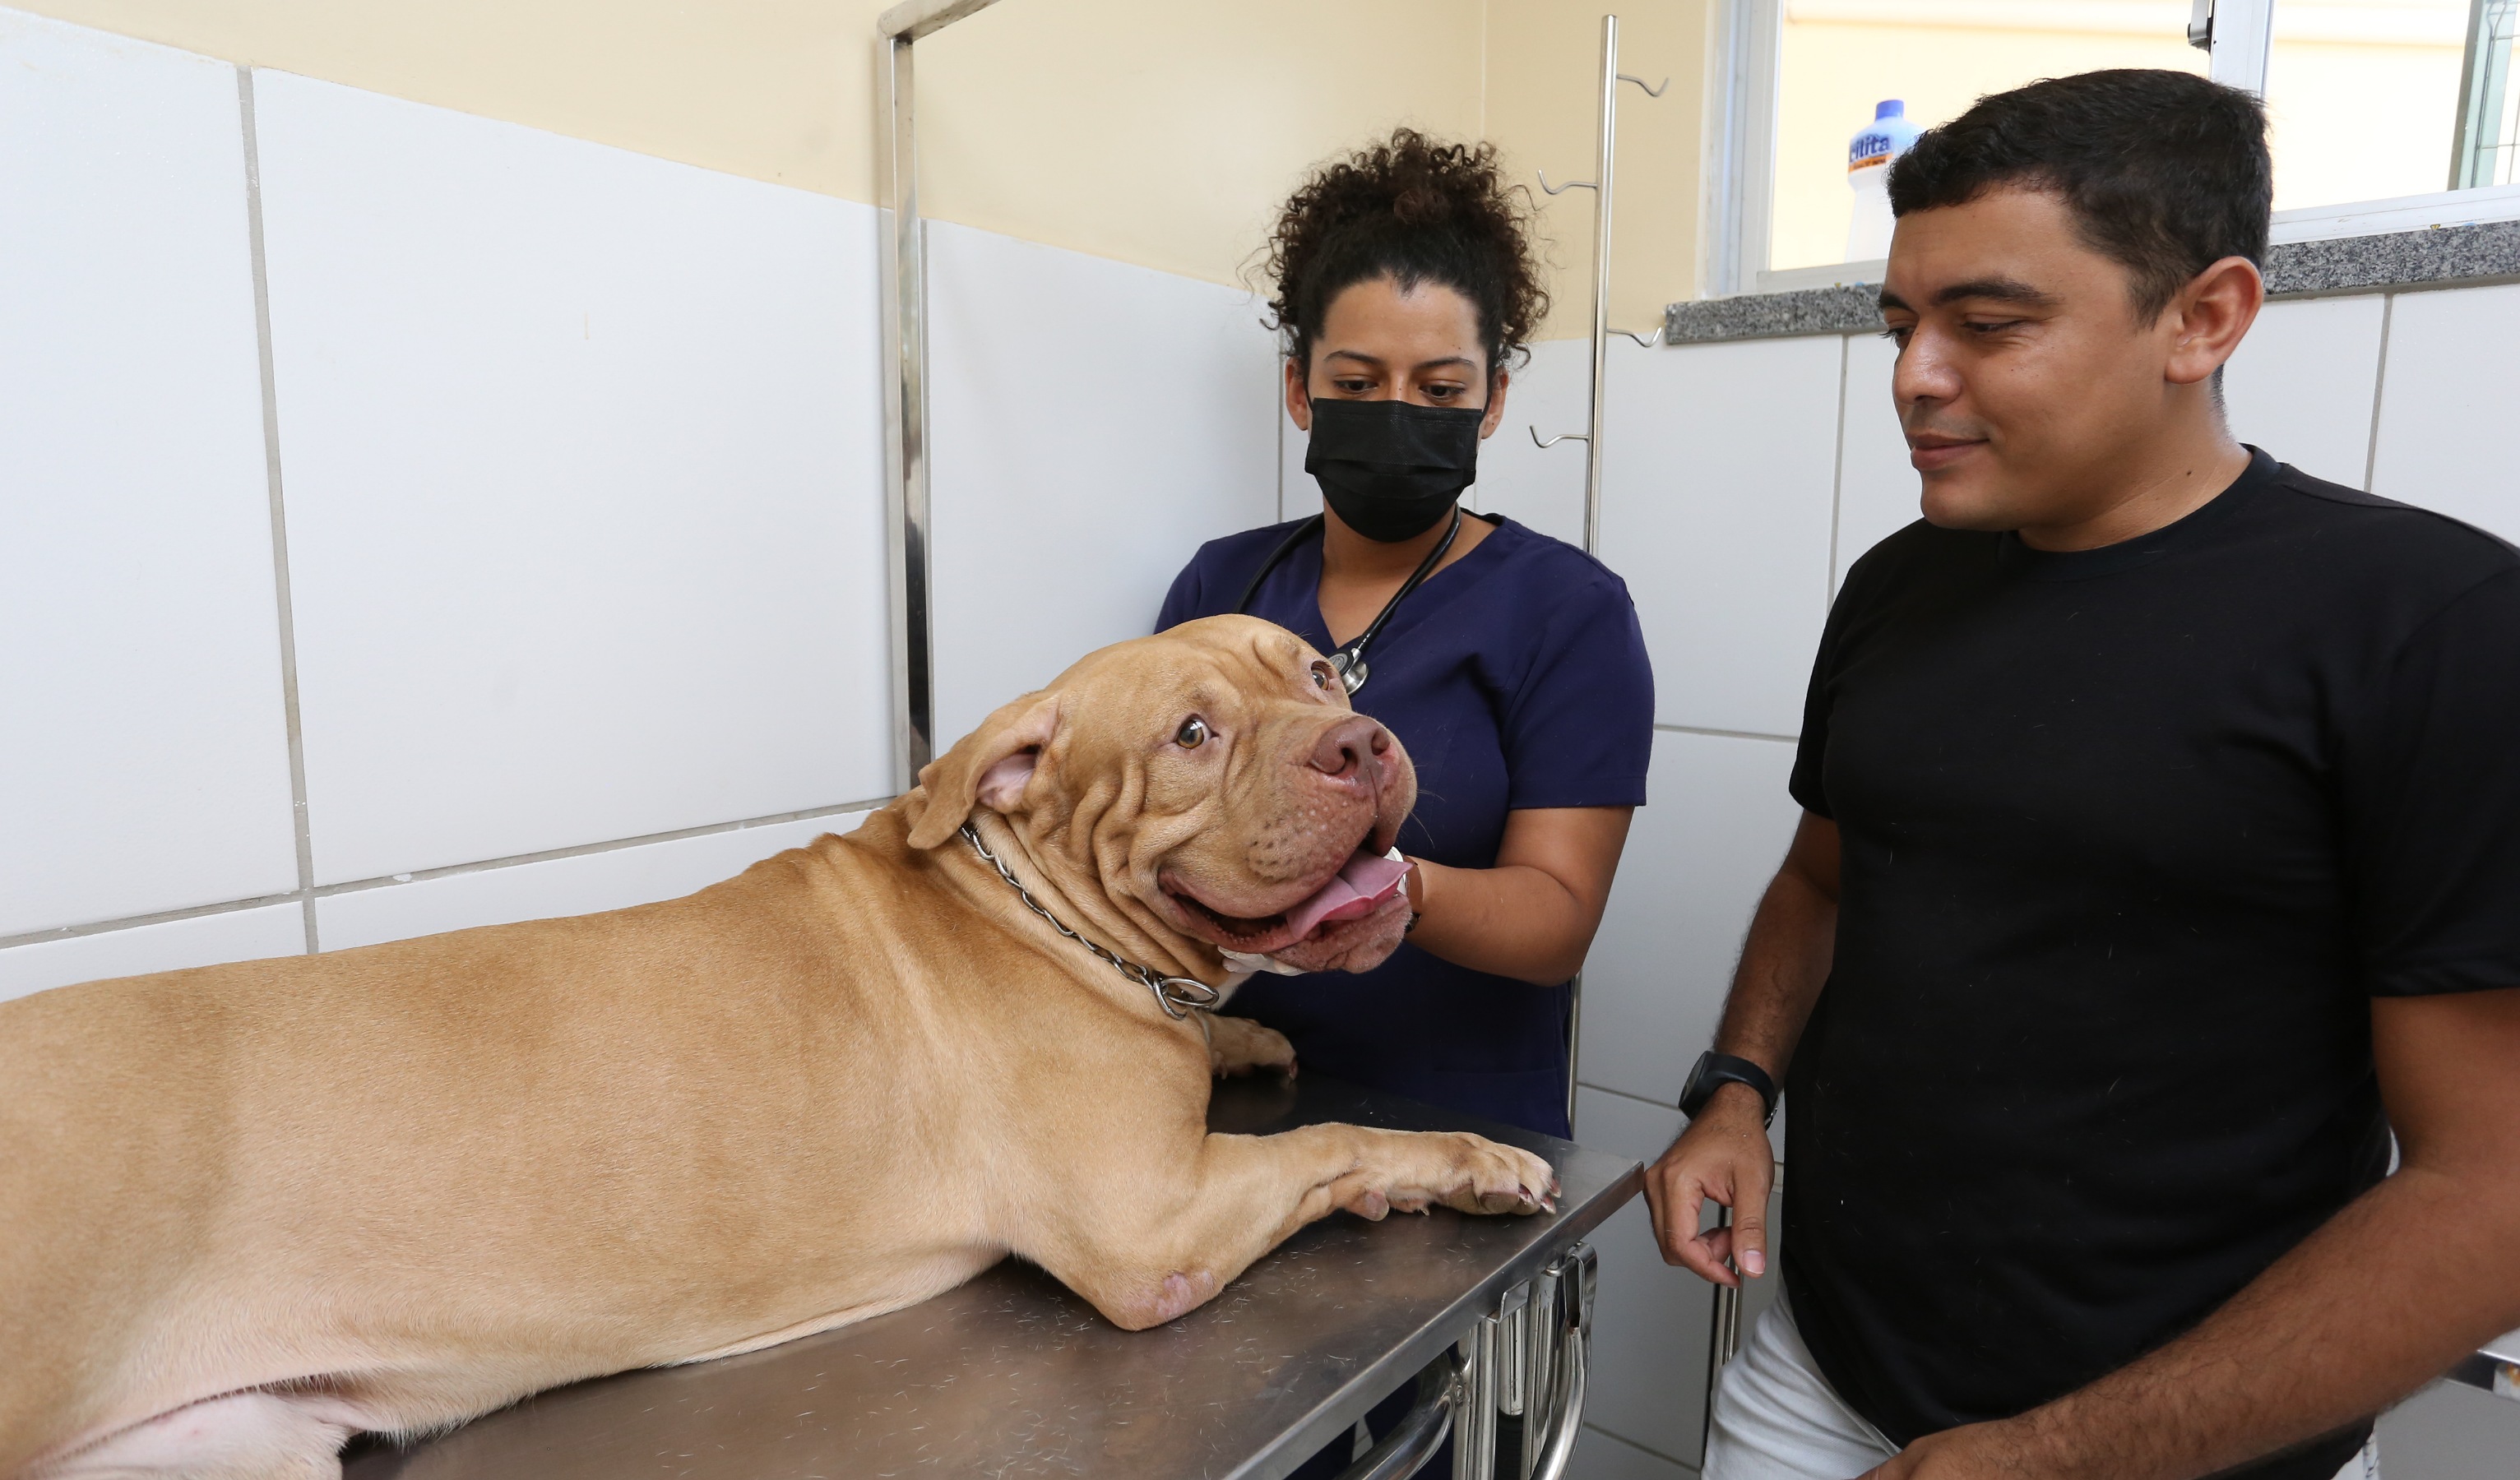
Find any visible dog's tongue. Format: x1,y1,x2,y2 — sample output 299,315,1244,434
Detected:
1282,849,1413,938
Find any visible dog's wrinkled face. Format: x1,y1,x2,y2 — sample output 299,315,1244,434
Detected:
907,615,1419,978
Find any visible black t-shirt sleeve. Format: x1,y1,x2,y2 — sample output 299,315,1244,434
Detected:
2342,564,2520,997
1499,576,1655,810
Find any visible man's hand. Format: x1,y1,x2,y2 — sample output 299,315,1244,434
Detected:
1646,812,1838,1286
1643,1080,1776,1285
1848,987,2520,1480
1855,1422,2041,1479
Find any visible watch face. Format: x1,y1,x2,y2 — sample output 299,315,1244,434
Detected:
1679,1052,1712,1112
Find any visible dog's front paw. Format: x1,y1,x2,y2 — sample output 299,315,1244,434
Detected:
1424,1133,1558,1218
1207,1015,1297,1077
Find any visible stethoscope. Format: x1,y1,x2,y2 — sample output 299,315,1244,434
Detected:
1233,503,1464,696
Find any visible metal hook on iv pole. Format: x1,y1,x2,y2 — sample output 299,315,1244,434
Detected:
1529,428,1591,449
1531,89,1652,192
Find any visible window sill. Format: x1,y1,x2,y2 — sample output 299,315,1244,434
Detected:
1664,220,2520,346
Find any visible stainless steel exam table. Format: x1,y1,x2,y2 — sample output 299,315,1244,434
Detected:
340,1074,1642,1480
2449,1327,2520,1402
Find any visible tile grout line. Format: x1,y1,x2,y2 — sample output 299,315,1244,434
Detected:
1827,331,1851,597
0,797,896,954
2361,292,2394,493
1576,1079,1675,1112
1579,1420,1704,1475
0,892,310,952
1654,722,1796,743
237,66,319,956
312,797,896,897
1274,368,1285,525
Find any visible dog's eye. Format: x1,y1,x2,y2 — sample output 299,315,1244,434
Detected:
1309,661,1336,691
1174,717,1209,749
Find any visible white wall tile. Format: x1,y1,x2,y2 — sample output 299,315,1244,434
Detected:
0,12,299,936
317,812,869,951
2376,1378,2520,1478
0,904,305,1005
1475,335,1597,548
1832,331,1917,591
1569,1423,1694,1480
925,221,1279,748
253,72,891,885
2222,295,2385,490
1582,732,1802,1108
2368,283,2520,543
1600,336,1843,738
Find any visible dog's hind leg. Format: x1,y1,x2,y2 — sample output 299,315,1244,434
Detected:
30,1392,351,1480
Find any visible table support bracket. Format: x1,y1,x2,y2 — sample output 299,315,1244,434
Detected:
1335,1242,1597,1480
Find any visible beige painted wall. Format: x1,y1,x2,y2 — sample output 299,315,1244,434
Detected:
1487,0,1713,338
915,2,1485,295
15,1,882,193
12,0,1711,336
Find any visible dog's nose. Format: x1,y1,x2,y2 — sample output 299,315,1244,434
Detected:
1308,716,1387,783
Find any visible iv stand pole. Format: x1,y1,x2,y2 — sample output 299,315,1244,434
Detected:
878,0,1007,792
1529,15,1669,552
1529,14,1666,1137
1581,16,1620,554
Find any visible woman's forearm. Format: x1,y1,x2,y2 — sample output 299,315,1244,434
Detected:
1406,858,1596,984
1401,807,1636,986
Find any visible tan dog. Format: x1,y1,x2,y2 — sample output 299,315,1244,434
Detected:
2,614,1556,1480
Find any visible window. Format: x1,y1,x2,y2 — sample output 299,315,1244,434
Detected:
1706,0,2520,294
2450,0,2518,185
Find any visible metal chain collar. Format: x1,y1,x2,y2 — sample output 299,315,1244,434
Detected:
959,824,1221,1021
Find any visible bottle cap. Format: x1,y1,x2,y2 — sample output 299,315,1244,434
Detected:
1876,99,1904,119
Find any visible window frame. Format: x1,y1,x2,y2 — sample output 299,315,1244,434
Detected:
1703,0,2520,298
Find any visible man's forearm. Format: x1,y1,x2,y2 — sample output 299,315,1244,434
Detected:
1645,813,1839,1285
2002,1166,2520,1480
1713,855,1837,1079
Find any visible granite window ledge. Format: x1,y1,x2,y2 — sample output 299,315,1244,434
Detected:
1662,220,2520,346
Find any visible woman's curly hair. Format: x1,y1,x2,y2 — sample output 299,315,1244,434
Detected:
1262,128,1548,376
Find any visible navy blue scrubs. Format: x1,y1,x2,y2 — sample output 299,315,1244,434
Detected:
1157,513,1654,1139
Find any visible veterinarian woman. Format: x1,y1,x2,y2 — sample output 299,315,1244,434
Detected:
1158,130,1653,1145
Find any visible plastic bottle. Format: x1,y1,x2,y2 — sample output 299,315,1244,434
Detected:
1846,99,1923,262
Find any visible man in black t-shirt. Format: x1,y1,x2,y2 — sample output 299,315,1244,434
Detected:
1642,71,2520,1480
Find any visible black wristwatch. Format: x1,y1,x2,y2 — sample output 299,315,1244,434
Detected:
1678,1051,1778,1126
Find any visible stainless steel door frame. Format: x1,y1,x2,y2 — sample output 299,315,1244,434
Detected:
876,0,1008,792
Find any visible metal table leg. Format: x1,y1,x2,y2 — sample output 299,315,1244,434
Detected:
1333,1243,1600,1480
1702,1205,1742,1467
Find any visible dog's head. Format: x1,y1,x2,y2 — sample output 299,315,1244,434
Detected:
902,615,1418,979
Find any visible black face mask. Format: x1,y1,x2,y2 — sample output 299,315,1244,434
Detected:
1304,398,1484,543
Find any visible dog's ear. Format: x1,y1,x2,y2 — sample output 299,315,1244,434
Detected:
903,692,1062,849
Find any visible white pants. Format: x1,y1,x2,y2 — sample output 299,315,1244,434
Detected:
1703,1296,2379,1480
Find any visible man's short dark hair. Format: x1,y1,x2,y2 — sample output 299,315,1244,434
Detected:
1888,69,2271,321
